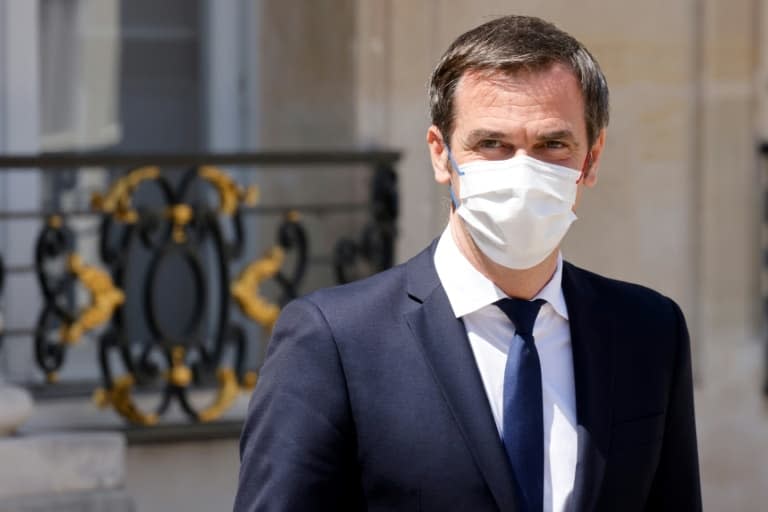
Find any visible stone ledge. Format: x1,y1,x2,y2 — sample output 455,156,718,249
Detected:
0,488,134,512
0,433,125,499
122,418,243,445
18,393,249,445
22,419,244,446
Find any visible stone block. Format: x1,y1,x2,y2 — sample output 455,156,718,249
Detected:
0,433,124,499
0,488,134,512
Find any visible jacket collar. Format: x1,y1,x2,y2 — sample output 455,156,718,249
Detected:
433,226,569,320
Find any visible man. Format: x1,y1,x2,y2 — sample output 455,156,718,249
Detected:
235,15,701,512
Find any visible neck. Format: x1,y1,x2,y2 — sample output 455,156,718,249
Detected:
449,211,559,300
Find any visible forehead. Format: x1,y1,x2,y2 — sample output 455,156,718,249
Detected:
451,63,587,140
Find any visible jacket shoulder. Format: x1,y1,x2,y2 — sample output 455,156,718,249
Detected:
564,261,680,316
306,260,408,307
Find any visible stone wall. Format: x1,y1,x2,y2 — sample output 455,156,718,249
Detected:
1,1,765,510
125,439,239,512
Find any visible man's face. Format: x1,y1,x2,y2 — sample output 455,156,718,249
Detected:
428,63,605,199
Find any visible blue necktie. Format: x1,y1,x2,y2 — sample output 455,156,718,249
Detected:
495,297,546,512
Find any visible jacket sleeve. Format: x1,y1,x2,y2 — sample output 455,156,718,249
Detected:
646,299,702,510
233,297,361,512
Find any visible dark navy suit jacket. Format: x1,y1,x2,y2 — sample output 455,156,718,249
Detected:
234,242,701,511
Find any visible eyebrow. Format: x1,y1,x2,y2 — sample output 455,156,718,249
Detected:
463,128,581,147
535,129,579,146
463,129,508,145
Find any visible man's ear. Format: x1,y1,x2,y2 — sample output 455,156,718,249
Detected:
582,128,607,188
427,125,452,185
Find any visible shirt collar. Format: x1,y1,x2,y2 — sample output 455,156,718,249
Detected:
433,226,569,320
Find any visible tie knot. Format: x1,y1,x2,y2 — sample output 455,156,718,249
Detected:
494,298,546,337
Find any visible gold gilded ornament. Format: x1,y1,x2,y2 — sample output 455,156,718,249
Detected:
92,374,159,426
91,166,161,223
231,247,284,331
198,165,259,215
61,254,125,345
165,346,193,388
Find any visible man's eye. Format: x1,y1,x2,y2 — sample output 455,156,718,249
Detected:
479,140,503,149
544,140,566,149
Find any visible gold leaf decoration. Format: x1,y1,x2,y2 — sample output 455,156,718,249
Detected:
198,165,259,215
231,247,284,331
61,254,125,345
91,166,161,223
92,374,159,426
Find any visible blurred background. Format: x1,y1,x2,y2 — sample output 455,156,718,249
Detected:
0,0,765,510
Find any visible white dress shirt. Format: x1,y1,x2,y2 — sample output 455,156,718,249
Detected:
433,226,578,512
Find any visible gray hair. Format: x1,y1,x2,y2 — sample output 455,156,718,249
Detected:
428,15,609,147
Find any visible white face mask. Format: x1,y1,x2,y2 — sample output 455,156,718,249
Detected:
448,152,581,269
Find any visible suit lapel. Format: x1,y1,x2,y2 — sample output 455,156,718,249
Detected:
562,262,613,512
404,245,519,512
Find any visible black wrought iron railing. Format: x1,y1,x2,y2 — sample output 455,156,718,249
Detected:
0,150,399,425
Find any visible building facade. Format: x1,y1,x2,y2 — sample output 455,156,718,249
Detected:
0,0,766,510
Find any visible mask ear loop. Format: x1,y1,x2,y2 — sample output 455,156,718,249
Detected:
445,145,462,209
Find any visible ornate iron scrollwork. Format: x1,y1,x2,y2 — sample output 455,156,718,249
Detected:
21,153,398,424
230,211,310,329
231,246,284,332
274,211,308,305
334,163,398,283
90,165,270,424
34,216,123,382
